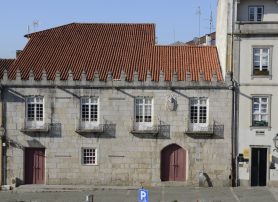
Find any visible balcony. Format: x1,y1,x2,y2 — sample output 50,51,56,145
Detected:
20,121,49,133
75,122,116,138
234,21,278,35
185,122,224,138
130,123,170,139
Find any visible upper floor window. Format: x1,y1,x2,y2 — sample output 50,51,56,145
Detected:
249,6,263,22
26,96,44,128
252,96,269,127
190,98,208,125
253,48,270,76
81,97,99,128
135,97,153,130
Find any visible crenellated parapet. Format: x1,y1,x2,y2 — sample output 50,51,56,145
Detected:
1,69,232,89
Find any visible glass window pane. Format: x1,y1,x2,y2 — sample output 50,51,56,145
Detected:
261,97,268,103
200,99,207,105
253,114,260,121
261,115,268,121
91,97,98,104
27,97,34,102
90,105,98,121
257,14,262,21
82,98,90,104
82,105,89,121
145,98,152,104
253,48,260,55
249,13,255,21
190,99,198,106
253,98,259,103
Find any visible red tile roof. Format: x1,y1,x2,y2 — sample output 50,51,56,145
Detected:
0,59,15,79
8,23,222,82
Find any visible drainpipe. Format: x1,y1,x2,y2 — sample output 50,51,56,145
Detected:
231,78,239,187
231,0,240,187
0,132,2,186
0,87,3,186
0,87,7,186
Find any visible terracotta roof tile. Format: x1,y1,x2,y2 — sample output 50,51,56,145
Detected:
0,59,15,79
8,23,222,82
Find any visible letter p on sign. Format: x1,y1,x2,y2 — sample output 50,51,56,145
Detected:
138,189,148,202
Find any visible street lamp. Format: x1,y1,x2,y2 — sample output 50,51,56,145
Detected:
273,134,278,152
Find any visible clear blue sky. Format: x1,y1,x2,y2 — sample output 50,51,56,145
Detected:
0,0,217,58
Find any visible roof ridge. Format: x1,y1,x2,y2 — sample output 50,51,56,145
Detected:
24,22,76,38
0,58,15,61
154,45,217,48
24,22,156,38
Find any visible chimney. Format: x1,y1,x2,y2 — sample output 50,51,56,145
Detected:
205,35,212,46
16,50,22,58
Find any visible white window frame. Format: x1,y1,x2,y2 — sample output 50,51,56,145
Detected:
253,47,271,76
189,97,209,131
252,96,270,127
248,6,264,22
134,97,153,130
26,96,44,128
80,97,99,129
81,147,97,166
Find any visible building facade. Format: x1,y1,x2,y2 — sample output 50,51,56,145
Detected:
217,0,278,186
0,23,233,187
0,59,14,186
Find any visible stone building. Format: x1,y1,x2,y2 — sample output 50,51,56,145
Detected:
217,0,278,186
0,59,15,186
1,23,232,186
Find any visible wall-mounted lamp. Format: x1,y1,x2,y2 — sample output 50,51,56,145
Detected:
273,134,278,152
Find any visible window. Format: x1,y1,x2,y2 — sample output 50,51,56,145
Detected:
26,96,44,128
249,6,263,22
253,48,270,76
190,98,208,125
252,97,269,127
135,97,153,130
82,148,97,165
81,97,99,128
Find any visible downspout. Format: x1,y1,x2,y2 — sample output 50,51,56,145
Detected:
231,78,239,187
231,0,239,187
0,86,4,186
0,86,6,186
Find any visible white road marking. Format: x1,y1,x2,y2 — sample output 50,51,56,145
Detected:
230,187,240,202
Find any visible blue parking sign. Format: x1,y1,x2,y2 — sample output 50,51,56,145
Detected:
138,188,148,202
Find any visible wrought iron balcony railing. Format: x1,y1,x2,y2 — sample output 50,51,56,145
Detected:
185,122,224,138
75,122,116,137
20,120,49,133
76,123,104,133
130,123,170,139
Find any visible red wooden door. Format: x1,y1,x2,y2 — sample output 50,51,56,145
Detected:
25,148,45,184
161,144,186,181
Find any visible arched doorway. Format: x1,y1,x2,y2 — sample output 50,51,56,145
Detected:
161,144,186,181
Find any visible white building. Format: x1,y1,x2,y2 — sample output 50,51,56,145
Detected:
217,0,278,186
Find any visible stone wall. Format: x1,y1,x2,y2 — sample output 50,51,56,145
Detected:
2,77,233,186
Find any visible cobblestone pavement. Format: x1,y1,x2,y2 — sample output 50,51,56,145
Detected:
0,186,277,202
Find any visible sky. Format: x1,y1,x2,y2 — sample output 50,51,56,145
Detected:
0,0,217,58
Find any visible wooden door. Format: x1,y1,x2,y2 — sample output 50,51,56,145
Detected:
161,144,186,181
25,148,45,184
251,148,267,186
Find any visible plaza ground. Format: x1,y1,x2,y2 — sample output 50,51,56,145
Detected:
0,185,278,202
